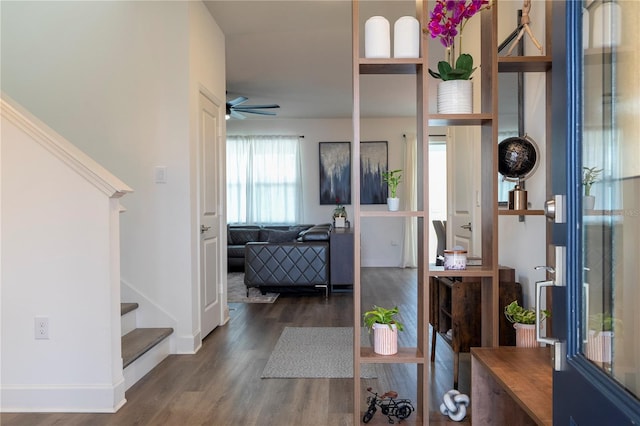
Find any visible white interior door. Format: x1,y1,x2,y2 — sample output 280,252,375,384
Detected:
447,126,481,257
199,92,222,338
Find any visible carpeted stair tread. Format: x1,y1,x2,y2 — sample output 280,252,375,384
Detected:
122,327,173,368
120,302,139,316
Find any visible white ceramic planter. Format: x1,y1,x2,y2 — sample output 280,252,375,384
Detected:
514,323,539,348
437,80,473,114
373,323,398,355
584,195,595,210
387,197,400,211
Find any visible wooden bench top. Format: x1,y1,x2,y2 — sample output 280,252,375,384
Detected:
471,346,553,425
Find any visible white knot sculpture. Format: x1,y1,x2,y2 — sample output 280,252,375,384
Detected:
439,389,470,422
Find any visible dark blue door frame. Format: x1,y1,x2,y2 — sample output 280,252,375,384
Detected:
552,1,640,423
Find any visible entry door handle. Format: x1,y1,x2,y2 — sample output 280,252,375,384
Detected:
534,246,567,371
535,278,565,371
200,225,211,234
460,222,472,231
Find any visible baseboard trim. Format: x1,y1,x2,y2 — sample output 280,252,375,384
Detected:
1,379,126,413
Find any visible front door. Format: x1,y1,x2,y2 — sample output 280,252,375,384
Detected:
552,1,640,423
199,92,223,338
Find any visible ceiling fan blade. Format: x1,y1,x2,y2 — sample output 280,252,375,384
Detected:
233,104,280,110
227,96,248,107
230,110,246,120
239,109,277,116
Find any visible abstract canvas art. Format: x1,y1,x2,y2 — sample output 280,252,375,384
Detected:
360,141,388,204
319,142,351,205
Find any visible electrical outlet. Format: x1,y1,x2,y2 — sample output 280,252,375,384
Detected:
35,317,49,340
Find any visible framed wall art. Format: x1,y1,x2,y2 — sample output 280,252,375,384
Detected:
319,142,351,205
360,141,388,204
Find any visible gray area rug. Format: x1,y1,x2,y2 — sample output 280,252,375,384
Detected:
227,272,279,303
261,327,377,379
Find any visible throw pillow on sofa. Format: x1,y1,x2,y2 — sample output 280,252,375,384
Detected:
264,229,301,243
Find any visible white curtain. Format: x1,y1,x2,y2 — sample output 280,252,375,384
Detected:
402,134,418,268
226,135,303,224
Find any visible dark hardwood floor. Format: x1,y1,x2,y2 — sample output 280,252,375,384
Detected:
1,268,471,426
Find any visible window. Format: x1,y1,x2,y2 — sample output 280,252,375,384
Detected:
226,135,302,224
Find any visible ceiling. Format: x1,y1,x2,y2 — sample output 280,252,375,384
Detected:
204,0,433,120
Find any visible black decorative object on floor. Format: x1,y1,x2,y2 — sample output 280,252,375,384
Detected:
362,386,414,424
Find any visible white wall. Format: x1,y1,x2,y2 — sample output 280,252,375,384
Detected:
1,97,130,412
227,117,415,267
1,0,227,357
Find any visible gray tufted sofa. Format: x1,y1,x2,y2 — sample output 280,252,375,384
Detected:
227,224,314,271
243,224,332,296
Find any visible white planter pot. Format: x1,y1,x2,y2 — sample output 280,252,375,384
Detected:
387,197,400,211
586,330,613,363
584,195,595,210
437,80,473,114
373,323,398,355
514,323,539,348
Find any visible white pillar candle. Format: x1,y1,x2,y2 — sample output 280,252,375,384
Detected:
394,16,420,58
583,7,590,49
592,1,621,48
365,16,390,58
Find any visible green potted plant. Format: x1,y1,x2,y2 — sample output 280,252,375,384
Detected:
332,198,347,227
504,300,550,348
381,169,402,211
582,166,602,210
363,305,405,355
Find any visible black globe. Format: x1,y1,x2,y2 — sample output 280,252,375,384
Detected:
498,136,539,181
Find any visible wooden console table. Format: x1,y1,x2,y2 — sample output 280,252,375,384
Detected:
429,267,522,388
471,347,553,425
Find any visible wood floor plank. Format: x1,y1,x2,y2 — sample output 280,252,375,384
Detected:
1,268,470,426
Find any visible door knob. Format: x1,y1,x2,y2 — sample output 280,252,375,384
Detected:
200,225,211,234
460,222,472,231
544,194,566,223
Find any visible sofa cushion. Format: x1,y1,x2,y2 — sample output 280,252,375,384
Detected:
262,229,301,243
227,245,246,258
228,228,261,245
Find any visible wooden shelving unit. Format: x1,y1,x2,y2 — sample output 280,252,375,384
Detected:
351,2,430,423
352,1,553,422
351,1,500,424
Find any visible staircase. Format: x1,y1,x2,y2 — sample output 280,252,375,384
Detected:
121,303,173,390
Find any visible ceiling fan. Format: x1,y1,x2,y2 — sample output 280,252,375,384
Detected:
226,96,280,120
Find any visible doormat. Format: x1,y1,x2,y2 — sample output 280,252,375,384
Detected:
261,327,377,378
